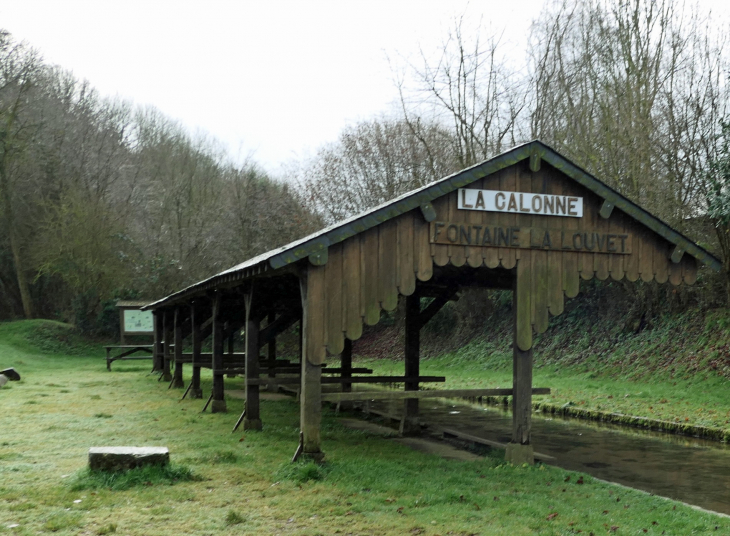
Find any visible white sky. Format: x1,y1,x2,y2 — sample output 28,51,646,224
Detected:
2,0,728,175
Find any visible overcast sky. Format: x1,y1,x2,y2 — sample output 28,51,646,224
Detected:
2,1,728,174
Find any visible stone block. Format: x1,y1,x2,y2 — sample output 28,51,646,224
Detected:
88,447,169,472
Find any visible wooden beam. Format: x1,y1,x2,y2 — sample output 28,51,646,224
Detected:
434,426,555,462
190,301,203,399
244,290,262,430
341,338,352,393
529,148,541,172
403,293,420,435
152,311,164,372
512,285,533,453
419,202,437,222
600,200,615,219
299,269,324,462
210,293,226,413
249,375,445,386
308,247,328,266
259,309,299,346
417,291,456,329
671,245,685,264
171,308,185,388
162,311,173,382
321,387,550,402
267,312,277,384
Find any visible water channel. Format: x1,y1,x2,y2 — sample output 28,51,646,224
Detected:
371,398,730,515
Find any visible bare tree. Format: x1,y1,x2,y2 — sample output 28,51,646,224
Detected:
529,0,730,229
0,31,43,318
294,116,457,223
397,15,528,169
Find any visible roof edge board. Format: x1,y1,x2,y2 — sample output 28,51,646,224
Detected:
540,151,722,272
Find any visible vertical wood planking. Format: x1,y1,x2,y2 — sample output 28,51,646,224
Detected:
482,172,501,268
624,218,641,282
609,211,626,281
653,238,669,284
668,256,683,286
571,181,594,281
448,190,467,267
467,177,484,268
593,196,610,281
397,212,417,295
360,229,381,325
306,265,327,364
531,169,549,333
342,237,363,340
639,229,654,283
561,176,580,297
500,168,518,269
682,255,698,285
431,195,450,266
516,250,533,352
325,243,344,355
483,170,502,269
378,220,399,311
414,211,433,281
546,168,564,316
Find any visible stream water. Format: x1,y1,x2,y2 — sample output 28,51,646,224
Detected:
374,399,730,515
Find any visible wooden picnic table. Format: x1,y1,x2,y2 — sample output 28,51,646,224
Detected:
105,345,154,370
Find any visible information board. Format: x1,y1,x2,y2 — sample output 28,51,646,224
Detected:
123,309,154,333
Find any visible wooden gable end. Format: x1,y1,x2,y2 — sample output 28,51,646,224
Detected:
303,159,699,364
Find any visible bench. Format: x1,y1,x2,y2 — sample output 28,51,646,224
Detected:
105,345,154,370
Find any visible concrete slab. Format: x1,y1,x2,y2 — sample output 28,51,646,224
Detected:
89,447,169,471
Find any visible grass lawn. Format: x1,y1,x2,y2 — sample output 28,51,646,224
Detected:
1,320,728,535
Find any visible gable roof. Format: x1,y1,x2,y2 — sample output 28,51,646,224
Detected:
144,140,722,310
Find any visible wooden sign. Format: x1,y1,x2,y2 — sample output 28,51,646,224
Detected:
123,309,154,333
430,222,631,254
457,188,583,218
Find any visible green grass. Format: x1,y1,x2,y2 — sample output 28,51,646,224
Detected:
69,464,199,491
0,319,728,534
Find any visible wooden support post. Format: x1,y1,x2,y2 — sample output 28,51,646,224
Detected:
152,311,164,372
267,312,277,390
401,293,421,436
211,293,227,413
190,302,203,399
171,308,185,388
226,322,236,378
243,291,262,430
298,269,324,462
162,312,173,382
341,338,352,393
508,282,534,465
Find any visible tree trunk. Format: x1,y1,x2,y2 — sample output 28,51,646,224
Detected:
0,160,33,318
